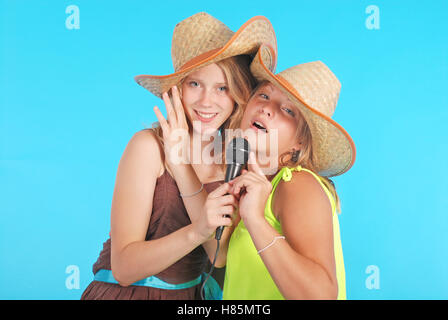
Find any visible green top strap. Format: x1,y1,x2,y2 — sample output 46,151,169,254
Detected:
223,165,346,300
265,165,337,228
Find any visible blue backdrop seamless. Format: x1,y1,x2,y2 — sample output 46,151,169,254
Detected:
1,0,447,299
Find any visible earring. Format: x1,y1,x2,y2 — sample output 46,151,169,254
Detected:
291,149,300,162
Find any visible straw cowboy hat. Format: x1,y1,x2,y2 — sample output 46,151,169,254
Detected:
250,45,356,177
134,12,277,98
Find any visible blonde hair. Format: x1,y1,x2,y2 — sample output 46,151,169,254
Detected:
279,122,341,213
280,99,342,214
236,80,342,213
216,55,257,136
150,55,257,164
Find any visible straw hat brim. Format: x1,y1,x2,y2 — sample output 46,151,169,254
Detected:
135,16,277,98
250,45,356,177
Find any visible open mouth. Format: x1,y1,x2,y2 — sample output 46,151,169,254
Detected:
251,120,268,133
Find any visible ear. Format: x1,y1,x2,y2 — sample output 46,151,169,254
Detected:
291,141,302,151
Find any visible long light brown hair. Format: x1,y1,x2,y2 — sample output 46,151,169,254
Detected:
279,108,342,214
236,80,342,213
150,55,257,165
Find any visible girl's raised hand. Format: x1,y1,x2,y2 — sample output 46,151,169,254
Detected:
153,86,190,168
229,152,272,223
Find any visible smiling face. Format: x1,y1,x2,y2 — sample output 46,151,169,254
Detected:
181,63,235,135
240,81,303,158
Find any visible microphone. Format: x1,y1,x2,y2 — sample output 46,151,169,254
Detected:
215,137,250,240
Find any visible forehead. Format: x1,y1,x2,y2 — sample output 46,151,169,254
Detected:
185,63,227,82
258,82,293,103
257,81,275,92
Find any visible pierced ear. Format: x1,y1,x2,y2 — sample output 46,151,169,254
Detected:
293,141,302,150
291,148,300,163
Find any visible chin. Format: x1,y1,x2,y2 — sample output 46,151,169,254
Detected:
194,124,220,137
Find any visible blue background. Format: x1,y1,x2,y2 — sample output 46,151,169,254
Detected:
1,0,447,299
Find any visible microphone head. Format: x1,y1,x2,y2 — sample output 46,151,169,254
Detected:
225,137,250,165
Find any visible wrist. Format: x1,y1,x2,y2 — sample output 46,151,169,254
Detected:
242,210,267,231
167,161,190,174
187,223,209,246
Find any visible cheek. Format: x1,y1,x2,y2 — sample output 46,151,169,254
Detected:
180,100,194,121
181,87,194,107
240,101,256,127
285,123,298,139
219,96,235,117
278,123,299,152
180,89,196,118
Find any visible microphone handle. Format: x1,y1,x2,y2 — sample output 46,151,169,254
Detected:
215,164,244,240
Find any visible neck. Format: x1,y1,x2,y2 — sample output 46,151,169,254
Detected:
189,129,223,166
252,151,280,176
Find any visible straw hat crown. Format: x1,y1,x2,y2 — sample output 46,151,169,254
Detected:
250,45,356,177
135,13,277,98
171,12,234,71
276,62,342,119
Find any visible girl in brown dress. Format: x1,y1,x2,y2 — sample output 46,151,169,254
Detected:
80,12,277,300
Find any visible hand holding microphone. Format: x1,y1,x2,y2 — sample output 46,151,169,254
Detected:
228,152,272,224
215,137,250,240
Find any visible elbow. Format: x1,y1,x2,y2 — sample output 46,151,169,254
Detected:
214,259,226,268
330,282,339,300
320,283,338,300
314,280,338,300
111,253,136,287
311,267,339,300
286,277,338,300
111,252,158,287
111,265,132,287
208,253,226,268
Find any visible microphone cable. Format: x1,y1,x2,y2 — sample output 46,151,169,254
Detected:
200,238,220,300
200,137,249,300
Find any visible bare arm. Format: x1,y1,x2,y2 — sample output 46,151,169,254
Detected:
153,87,236,266
233,168,338,299
167,163,237,267
110,130,220,287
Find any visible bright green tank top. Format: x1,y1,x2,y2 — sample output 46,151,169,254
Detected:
223,165,347,300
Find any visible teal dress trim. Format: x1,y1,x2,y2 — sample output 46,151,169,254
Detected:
94,269,222,300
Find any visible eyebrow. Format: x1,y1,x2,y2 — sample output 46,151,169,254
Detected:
262,83,274,92
184,77,227,86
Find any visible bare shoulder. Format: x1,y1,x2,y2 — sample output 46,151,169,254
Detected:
272,170,337,295
122,129,164,176
273,170,332,222
110,129,164,259
129,129,162,153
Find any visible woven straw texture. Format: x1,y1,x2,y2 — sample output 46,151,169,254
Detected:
250,45,356,177
135,12,277,98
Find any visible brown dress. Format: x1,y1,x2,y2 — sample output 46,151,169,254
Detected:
81,169,224,300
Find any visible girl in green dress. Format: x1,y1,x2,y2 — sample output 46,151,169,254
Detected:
222,45,356,299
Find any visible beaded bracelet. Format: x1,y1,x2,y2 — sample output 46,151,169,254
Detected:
179,183,204,198
257,236,286,254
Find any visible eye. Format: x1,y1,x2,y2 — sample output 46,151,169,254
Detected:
218,86,228,92
188,80,199,87
282,107,295,116
259,93,269,100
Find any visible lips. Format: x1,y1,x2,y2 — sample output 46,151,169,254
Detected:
250,118,268,133
194,110,218,123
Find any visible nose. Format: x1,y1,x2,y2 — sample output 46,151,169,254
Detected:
260,102,275,117
198,88,213,108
